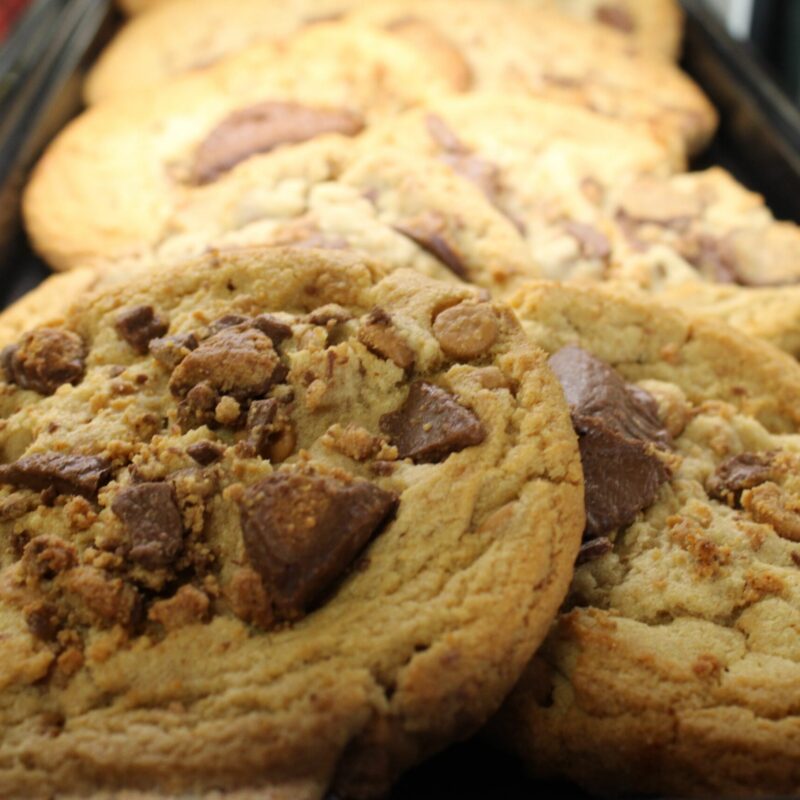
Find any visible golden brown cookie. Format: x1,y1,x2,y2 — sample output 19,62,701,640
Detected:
0,248,583,798
24,22,468,271
491,281,800,797
90,0,712,157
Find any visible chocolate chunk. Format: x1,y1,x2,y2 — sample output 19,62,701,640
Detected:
577,422,669,538
111,482,183,569
358,308,415,370
2,329,85,395
149,332,198,369
25,602,62,641
170,327,280,402
192,101,364,184
394,213,469,280
186,440,224,465
115,306,168,354
239,469,397,616
680,234,739,284
549,345,671,448
252,314,292,346
380,381,486,463
707,452,774,506
595,4,635,33
426,113,502,199
549,346,672,538
575,536,613,566
0,453,111,498
563,221,612,260
207,315,251,336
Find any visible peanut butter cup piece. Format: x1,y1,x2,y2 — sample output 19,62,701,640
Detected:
380,381,486,463
549,345,671,537
193,101,364,184
149,332,197,369
115,305,168,354
707,452,774,506
238,469,397,617
111,482,183,568
186,441,224,466
2,329,85,395
0,453,111,498
595,4,635,33
358,308,415,370
169,327,280,402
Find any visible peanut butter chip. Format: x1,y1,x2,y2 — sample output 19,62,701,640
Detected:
238,468,398,617
433,303,498,359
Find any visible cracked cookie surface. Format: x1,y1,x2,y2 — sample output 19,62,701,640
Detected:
491,282,800,797
0,248,583,798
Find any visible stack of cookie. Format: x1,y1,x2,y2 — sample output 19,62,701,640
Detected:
1,1,798,796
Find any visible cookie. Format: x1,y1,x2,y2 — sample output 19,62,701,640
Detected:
87,0,712,154
26,21,470,272
518,0,684,60
348,0,713,155
0,248,584,798
602,168,800,355
491,281,800,797
102,0,681,105
362,93,682,282
0,269,120,347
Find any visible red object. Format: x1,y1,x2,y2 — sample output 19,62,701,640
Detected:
0,0,30,41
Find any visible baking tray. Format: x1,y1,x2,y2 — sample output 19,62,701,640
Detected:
0,1,799,797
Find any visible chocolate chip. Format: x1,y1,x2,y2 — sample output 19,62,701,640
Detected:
358,308,415,370
115,306,168,354
170,327,280,403
707,452,774,506
2,329,85,395
549,345,671,448
549,346,671,538
111,482,183,569
186,440,224,465
0,453,111,498
575,536,613,566
577,421,670,538
149,332,198,369
380,381,486,463
426,113,466,153
192,101,364,184
394,213,469,280
252,314,292,346
563,221,611,260
238,469,397,617
595,4,635,33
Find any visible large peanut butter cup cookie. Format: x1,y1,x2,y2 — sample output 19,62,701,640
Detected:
0,249,583,798
492,282,800,797
24,22,467,272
